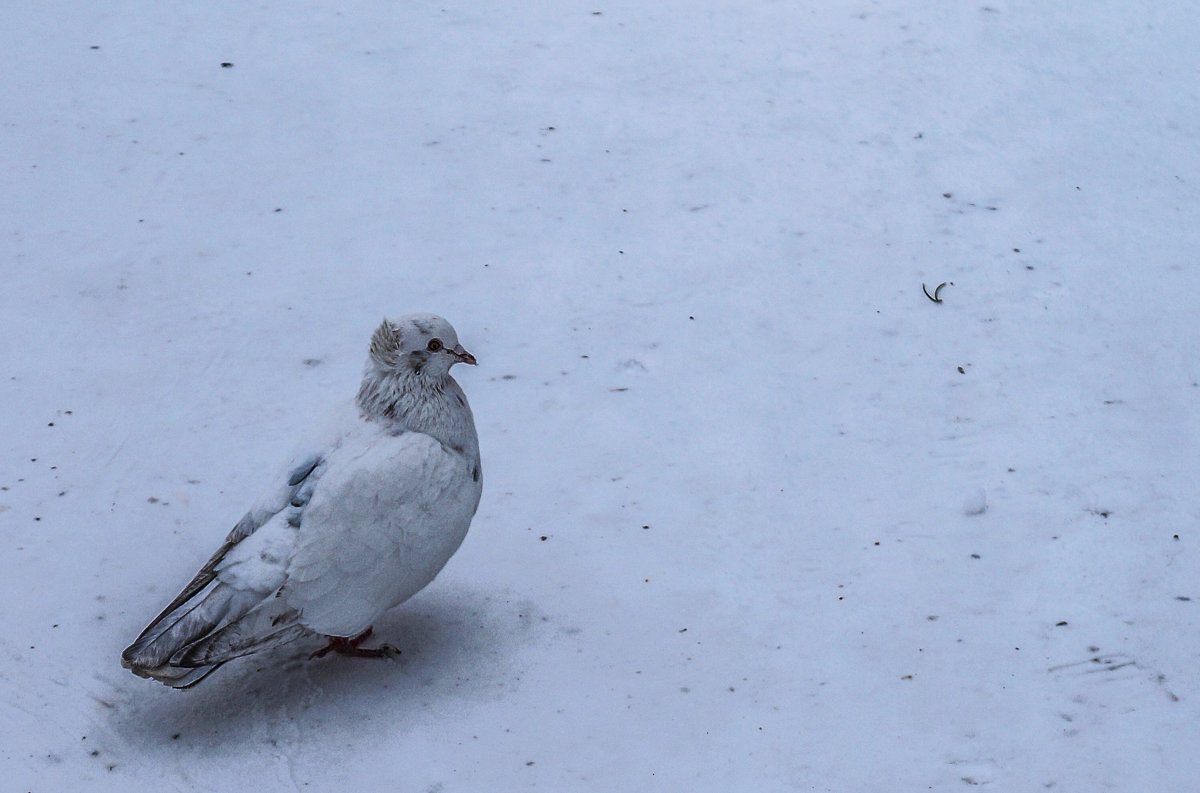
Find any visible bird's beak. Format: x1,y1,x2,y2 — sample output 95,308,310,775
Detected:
451,344,477,366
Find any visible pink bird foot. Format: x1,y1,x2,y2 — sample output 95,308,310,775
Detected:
310,627,401,659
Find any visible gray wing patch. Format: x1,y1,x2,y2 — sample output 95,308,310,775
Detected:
288,455,322,486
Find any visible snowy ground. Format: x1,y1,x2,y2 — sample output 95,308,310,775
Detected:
3,1,1198,790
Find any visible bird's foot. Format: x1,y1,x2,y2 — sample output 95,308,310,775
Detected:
310,627,401,659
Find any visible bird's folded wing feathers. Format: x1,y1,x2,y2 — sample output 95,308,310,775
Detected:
124,451,327,650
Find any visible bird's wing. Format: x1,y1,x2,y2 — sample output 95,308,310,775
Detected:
281,430,480,636
124,451,327,654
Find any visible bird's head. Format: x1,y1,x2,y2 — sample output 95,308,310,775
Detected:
368,314,477,377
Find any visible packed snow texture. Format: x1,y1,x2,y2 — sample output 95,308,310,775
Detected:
2,2,1198,790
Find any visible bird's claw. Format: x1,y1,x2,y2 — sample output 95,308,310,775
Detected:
310,627,400,660
376,643,402,660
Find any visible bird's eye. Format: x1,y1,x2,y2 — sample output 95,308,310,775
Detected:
427,338,443,352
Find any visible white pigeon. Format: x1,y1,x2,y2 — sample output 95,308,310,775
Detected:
122,314,482,688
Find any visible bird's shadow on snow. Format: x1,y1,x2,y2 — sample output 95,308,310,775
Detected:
105,585,545,754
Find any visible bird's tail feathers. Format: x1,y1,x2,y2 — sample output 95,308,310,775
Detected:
176,604,309,669
121,582,304,688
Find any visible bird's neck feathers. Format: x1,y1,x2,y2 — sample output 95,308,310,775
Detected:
356,366,478,457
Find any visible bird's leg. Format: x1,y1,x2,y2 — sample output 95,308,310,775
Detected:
310,626,400,659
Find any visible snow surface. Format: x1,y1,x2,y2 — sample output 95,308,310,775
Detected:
3,1,1199,790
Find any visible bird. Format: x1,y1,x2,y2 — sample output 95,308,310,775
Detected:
121,314,482,688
